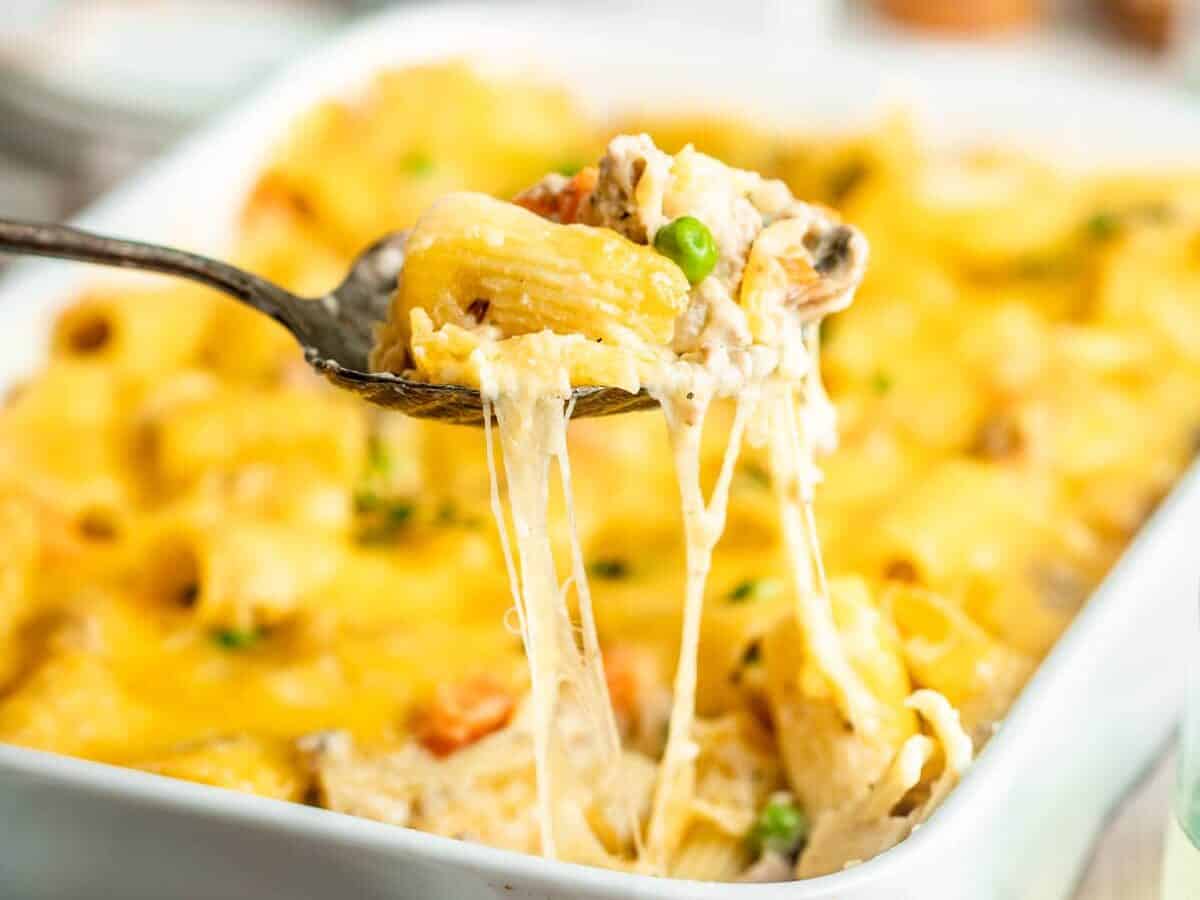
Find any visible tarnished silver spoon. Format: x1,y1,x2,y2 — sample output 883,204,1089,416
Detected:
0,219,655,425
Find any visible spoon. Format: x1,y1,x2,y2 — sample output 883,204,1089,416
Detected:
0,219,656,425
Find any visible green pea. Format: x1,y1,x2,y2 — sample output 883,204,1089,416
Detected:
748,795,809,857
653,216,718,285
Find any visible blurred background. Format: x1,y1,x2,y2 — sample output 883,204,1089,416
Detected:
0,0,1196,222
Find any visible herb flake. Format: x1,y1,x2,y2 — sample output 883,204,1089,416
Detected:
728,577,783,604
356,500,415,545
401,152,435,177
1084,211,1121,242
365,435,392,479
589,558,631,580
212,627,264,650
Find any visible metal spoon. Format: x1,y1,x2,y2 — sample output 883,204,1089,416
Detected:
0,219,655,425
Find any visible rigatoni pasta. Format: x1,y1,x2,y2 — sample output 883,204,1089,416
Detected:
373,191,690,375
52,287,220,376
143,521,343,630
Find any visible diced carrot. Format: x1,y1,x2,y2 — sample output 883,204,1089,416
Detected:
414,674,515,757
604,648,638,725
603,643,658,732
514,167,598,225
513,190,557,220
781,256,820,286
558,167,598,225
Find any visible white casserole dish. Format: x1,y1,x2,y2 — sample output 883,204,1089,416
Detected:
1,5,1198,898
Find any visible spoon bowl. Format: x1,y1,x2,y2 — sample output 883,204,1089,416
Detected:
0,219,654,424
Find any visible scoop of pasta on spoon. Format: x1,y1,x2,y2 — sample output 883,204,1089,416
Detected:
0,153,861,425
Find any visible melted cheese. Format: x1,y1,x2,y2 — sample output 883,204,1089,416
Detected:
763,373,882,738
483,386,632,860
374,132,870,873
642,385,758,868
469,285,859,871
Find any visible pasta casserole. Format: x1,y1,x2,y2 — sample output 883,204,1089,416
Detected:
1,62,1199,882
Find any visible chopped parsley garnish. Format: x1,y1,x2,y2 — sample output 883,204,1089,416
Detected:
355,500,415,545
365,435,392,479
400,152,435,177
728,577,783,604
1084,211,1121,242
589,558,631,580
434,500,482,530
1084,204,1172,243
353,489,383,514
354,435,416,544
748,795,809,857
871,370,894,395
555,158,585,177
212,627,264,650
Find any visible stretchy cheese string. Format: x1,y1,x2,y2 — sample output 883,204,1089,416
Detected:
552,398,643,856
485,386,629,861
644,385,758,871
765,368,880,738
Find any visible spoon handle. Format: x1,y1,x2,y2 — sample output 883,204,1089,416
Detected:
0,218,298,322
